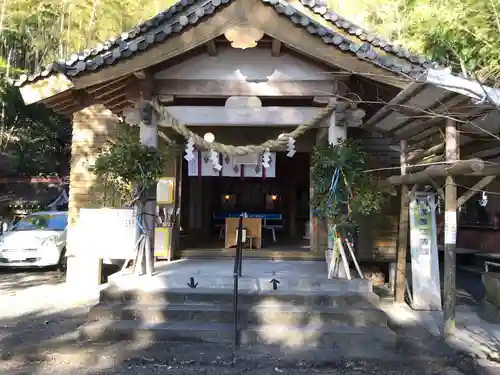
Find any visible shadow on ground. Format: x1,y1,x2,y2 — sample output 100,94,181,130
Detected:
0,267,65,294
0,299,498,374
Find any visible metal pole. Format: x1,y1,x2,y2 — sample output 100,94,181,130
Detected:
232,213,244,349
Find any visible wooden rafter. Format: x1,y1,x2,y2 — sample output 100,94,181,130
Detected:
206,40,217,56
391,95,469,139
271,39,282,57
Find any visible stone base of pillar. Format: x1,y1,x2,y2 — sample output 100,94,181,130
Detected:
388,261,397,294
65,255,103,293
326,249,348,279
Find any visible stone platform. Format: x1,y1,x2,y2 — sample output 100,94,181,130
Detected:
105,259,371,293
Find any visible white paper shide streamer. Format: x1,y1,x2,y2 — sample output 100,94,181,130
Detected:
210,149,222,171
184,137,195,161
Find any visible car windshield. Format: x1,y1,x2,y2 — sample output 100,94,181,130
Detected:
11,213,68,231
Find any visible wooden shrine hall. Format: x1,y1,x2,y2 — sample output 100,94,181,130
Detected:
14,0,500,330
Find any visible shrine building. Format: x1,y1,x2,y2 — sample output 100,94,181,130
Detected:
15,0,500,286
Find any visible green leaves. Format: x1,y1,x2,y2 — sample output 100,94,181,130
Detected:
0,76,70,177
90,126,172,205
311,139,385,226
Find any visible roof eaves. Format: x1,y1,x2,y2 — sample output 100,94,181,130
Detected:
15,0,228,87
16,0,439,89
296,0,440,70
263,0,427,77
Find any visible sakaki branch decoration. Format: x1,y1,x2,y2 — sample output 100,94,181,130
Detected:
311,140,385,227
91,126,171,207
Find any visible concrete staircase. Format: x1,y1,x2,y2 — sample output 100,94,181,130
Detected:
79,277,412,360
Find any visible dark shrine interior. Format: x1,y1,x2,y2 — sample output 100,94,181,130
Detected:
180,152,311,250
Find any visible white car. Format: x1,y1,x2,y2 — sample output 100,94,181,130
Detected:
0,211,68,271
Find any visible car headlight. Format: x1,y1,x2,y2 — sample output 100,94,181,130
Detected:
41,236,58,247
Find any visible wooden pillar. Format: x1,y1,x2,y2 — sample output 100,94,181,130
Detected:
395,140,409,303
289,178,297,239
326,107,347,278
171,153,183,260
138,101,158,274
444,118,458,335
310,129,327,254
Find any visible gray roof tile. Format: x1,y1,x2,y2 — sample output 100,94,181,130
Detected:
15,0,439,88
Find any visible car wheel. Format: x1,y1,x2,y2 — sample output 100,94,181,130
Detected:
57,249,67,273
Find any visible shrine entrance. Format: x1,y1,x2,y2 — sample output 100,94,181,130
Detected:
179,150,311,255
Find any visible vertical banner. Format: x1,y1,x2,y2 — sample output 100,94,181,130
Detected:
409,192,442,311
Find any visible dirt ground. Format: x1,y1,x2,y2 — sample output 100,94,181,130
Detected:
0,267,498,375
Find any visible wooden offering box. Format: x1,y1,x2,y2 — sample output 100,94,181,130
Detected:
224,217,262,249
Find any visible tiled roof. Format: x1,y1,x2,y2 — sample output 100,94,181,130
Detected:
15,0,439,88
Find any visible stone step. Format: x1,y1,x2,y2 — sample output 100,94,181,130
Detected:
100,287,380,309
87,302,388,327
79,320,401,359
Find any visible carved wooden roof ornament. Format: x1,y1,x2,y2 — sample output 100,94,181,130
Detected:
223,24,264,49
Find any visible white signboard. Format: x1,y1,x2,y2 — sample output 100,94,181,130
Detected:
73,208,138,259
409,193,442,311
444,210,457,244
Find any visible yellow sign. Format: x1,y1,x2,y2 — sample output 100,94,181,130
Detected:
157,177,175,204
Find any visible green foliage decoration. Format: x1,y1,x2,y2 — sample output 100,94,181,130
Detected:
90,126,172,206
311,139,385,227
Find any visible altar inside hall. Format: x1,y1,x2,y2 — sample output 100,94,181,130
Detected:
179,150,312,253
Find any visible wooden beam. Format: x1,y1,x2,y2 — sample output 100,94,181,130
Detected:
157,95,175,104
271,39,282,57
469,165,500,176
161,106,330,127
443,118,458,337
407,142,445,164
395,140,409,303
206,40,217,56
135,71,154,100
457,176,496,208
154,79,337,97
19,73,74,105
406,154,444,171
387,159,485,185
313,96,335,105
133,70,148,80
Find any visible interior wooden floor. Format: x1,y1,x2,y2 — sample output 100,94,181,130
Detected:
177,235,323,260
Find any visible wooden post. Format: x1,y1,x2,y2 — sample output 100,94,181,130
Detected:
326,106,348,278
171,152,182,261
138,100,158,275
444,119,458,335
289,178,297,239
395,140,409,303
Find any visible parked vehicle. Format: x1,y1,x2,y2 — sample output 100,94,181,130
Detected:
0,211,68,271
0,210,128,273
